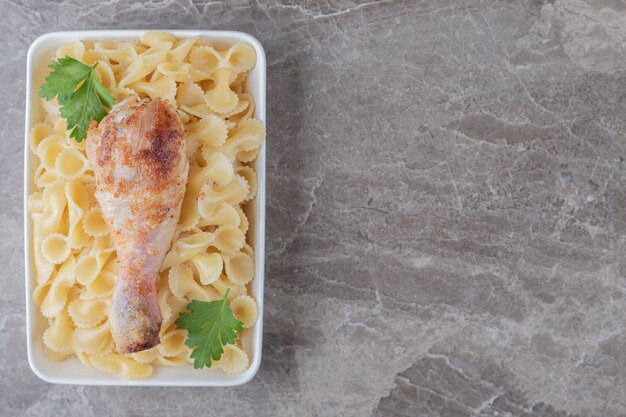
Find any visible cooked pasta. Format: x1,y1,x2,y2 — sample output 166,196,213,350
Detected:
28,32,263,379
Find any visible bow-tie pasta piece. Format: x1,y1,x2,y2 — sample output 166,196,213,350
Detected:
187,156,234,203
131,42,148,55
129,75,177,104
186,66,213,83
73,320,110,354
68,298,108,328
88,353,153,380
157,329,188,357
211,274,247,301
198,152,234,185
218,99,250,121
40,256,76,318
34,167,57,189
204,68,239,113
41,233,71,264
224,43,256,74
37,135,66,171
32,279,52,307
176,82,205,107
198,175,249,216
93,42,138,70
178,194,201,232
191,43,255,74
65,180,92,249
42,308,75,352
230,295,258,328
82,207,110,237
35,180,67,240
215,344,249,375
91,336,115,357
190,45,221,73
141,31,177,47
65,180,90,215
75,351,92,368
228,93,255,124
189,252,223,285
55,148,89,180
198,202,240,228
41,97,61,124
168,264,221,302
155,351,192,367
223,251,254,285
28,192,45,215
30,122,54,153
56,41,85,61
82,49,107,66
161,231,215,270
160,295,189,336
236,206,249,235
235,148,260,164
211,225,245,254
180,103,216,120
76,236,115,285
119,41,172,86
170,36,197,62
241,243,255,261
157,275,173,322
82,267,116,300
93,60,132,102
230,72,248,94
211,119,265,161
129,348,158,365
235,166,258,202
157,61,191,82
186,114,228,153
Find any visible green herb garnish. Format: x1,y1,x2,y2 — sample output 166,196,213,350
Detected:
39,56,115,142
175,289,244,369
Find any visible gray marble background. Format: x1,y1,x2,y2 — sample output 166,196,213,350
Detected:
1,0,625,416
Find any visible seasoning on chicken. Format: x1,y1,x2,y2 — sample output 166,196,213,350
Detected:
86,96,188,353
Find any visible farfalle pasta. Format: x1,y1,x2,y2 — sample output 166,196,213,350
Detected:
28,31,263,379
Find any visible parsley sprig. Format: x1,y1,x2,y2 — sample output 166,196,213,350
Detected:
175,289,244,369
39,56,115,142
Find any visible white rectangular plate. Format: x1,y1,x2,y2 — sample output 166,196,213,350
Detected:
24,30,266,386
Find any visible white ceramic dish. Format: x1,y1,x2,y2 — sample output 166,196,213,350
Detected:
23,30,266,386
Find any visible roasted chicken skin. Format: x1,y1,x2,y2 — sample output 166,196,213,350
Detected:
86,96,188,353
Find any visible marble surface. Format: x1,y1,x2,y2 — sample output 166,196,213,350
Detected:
1,0,625,415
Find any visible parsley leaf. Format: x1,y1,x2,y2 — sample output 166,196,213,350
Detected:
175,289,244,369
38,56,115,142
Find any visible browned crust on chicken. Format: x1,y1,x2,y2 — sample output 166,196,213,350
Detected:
86,96,189,354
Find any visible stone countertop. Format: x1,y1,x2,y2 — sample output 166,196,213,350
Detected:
1,1,625,416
